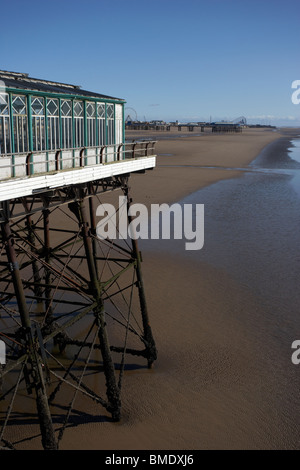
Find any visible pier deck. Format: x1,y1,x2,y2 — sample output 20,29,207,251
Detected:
0,141,156,204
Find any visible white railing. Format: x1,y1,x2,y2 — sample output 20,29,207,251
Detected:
0,141,156,181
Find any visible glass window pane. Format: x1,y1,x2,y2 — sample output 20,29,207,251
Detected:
74,101,83,117
61,100,72,116
86,102,95,117
47,98,59,116
97,103,105,118
107,104,114,119
0,93,9,115
12,95,28,153
31,97,44,115
12,95,26,115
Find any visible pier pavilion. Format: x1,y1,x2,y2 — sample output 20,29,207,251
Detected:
0,71,157,450
211,122,242,133
0,70,156,199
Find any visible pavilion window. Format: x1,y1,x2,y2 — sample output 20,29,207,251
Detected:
47,98,60,150
12,95,28,153
86,101,95,147
74,101,84,148
0,93,11,155
31,97,45,151
115,104,123,145
97,103,105,145
61,99,73,149
107,104,114,145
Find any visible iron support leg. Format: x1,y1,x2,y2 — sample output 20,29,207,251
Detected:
26,214,43,302
75,197,121,421
43,209,53,320
23,198,43,303
1,219,57,450
89,196,99,278
123,186,157,368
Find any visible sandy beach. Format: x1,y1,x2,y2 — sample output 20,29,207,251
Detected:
2,126,300,450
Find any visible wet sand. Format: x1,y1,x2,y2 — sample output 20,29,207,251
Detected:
127,127,283,206
3,127,300,450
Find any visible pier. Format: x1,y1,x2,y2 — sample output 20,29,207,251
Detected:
125,122,244,133
0,71,157,450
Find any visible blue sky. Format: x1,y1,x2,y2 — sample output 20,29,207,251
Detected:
1,0,300,126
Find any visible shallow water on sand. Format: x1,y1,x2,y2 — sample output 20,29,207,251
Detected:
190,149,300,336
145,138,300,339
141,136,300,448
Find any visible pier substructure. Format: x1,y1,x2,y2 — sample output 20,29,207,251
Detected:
0,175,157,449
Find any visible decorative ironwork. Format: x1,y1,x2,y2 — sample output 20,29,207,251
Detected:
97,103,105,146
97,103,105,118
0,93,9,115
73,101,83,117
107,104,114,146
0,93,125,157
47,99,60,150
61,100,72,149
31,97,45,151
47,99,59,117
12,95,28,154
31,97,45,116
86,101,95,118
61,100,72,117
74,101,84,148
86,102,96,147
106,104,114,119
12,95,26,115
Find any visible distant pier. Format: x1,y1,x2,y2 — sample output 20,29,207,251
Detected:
125,121,244,133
